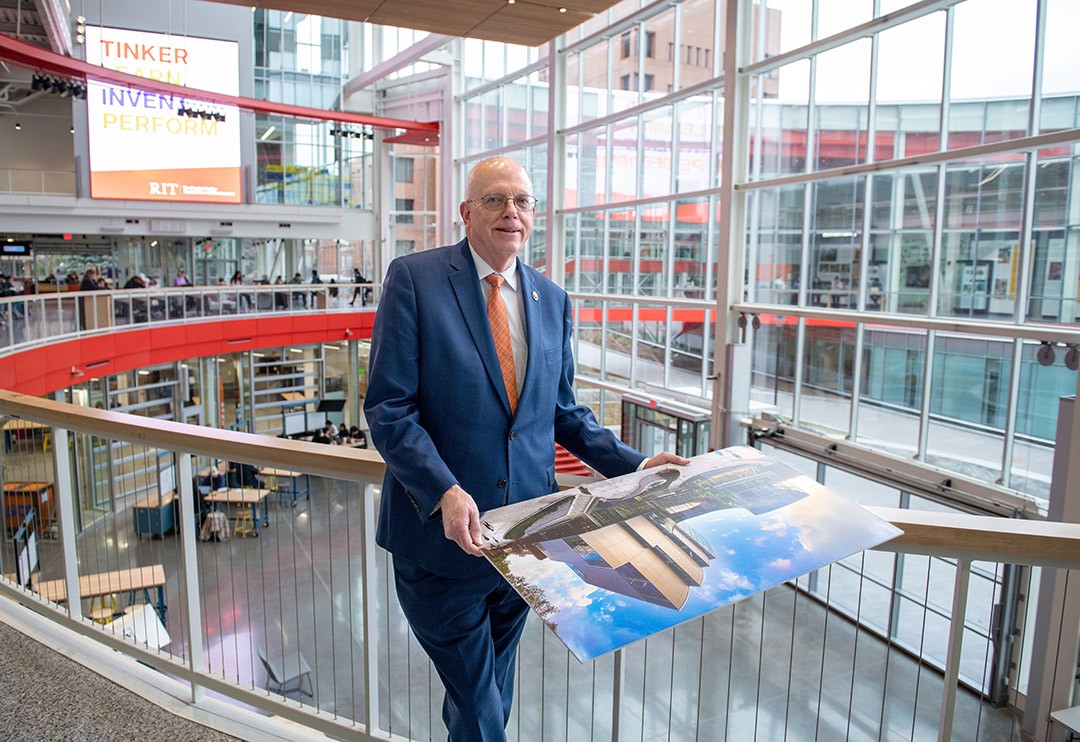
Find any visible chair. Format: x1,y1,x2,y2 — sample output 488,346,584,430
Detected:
89,593,120,624
233,505,256,538
257,647,313,697
262,473,286,508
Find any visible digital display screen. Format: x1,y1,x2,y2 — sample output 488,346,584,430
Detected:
2,242,31,256
84,27,242,204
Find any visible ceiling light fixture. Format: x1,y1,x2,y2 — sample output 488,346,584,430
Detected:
559,6,567,11
1036,341,1056,367
1065,345,1079,372
14,122,21,131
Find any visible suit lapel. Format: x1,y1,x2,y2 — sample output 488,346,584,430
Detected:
449,240,513,416
518,263,543,410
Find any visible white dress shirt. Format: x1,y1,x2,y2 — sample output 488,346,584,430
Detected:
470,246,528,397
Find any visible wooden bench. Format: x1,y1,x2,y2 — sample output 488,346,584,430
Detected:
35,564,167,624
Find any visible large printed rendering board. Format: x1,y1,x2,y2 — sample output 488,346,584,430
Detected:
480,446,902,662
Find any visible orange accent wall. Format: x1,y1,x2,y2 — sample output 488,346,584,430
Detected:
0,313,375,397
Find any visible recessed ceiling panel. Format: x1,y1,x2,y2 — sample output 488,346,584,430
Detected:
210,0,616,46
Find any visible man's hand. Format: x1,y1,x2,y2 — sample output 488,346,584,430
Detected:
438,484,485,557
642,452,691,469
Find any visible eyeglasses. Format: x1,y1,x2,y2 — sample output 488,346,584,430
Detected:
467,193,538,212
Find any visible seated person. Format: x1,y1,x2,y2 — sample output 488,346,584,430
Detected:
311,429,331,444
122,273,147,290
198,463,228,492
229,461,262,489
346,425,367,448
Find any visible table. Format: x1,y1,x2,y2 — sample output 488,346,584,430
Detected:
36,564,168,624
1051,705,1080,736
132,491,176,538
260,468,310,507
204,487,271,528
3,481,54,536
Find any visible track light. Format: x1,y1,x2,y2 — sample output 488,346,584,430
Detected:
1036,341,1056,367
30,73,86,99
177,101,226,122
1065,345,1079,372
330,125,373,140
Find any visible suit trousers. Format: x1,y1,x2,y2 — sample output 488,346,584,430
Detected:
393,554,531,742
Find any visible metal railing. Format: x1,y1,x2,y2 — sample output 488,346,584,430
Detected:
0,281,379,353
0,168,77,196
0,387,1078,741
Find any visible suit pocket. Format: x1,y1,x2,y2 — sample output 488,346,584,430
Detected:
544,345,561,365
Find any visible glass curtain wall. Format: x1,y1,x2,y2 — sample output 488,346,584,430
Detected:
253,10,375,207
448,0,1078,704
389,146,440,257
461,4,720,419
741,0,1079,505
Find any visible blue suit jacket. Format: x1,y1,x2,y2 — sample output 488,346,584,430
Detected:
364,240,645,578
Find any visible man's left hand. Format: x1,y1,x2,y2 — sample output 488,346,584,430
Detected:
642,452,691,469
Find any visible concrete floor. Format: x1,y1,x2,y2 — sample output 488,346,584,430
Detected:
0,617,240,742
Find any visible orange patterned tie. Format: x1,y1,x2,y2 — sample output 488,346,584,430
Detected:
485,274,518,413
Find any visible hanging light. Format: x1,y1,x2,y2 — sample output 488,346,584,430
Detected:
1065,345,1079,372
1036,341,1056,367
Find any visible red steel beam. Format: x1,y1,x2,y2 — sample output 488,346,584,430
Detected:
0,33,439,136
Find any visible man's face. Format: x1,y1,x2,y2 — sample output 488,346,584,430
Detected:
460,160,534,272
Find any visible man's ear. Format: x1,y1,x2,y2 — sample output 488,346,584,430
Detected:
460,200,471,226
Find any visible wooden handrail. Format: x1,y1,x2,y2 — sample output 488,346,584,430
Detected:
869,506,1080,570
3,388,1078,570
0,389,384,483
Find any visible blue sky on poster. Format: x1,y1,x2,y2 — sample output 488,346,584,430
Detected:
504,476,900,662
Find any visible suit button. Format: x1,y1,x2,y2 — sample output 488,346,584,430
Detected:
509,430,517,441
497,479,507,488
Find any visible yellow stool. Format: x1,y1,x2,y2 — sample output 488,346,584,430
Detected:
89,594,120,624
43,433,51,452
234,505,256,538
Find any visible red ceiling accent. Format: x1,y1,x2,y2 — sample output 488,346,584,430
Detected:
0,34,439,137
383,129,440,147
0,314,375,397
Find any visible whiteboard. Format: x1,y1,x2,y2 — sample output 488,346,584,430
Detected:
283,411,307,436
158,465,175,495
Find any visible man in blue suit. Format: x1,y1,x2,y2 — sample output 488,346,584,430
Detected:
365,157,686,741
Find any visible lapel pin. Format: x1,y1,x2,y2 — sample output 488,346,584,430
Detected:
532,291,539,301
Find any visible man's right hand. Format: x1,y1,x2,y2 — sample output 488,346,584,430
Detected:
438,484,485,557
